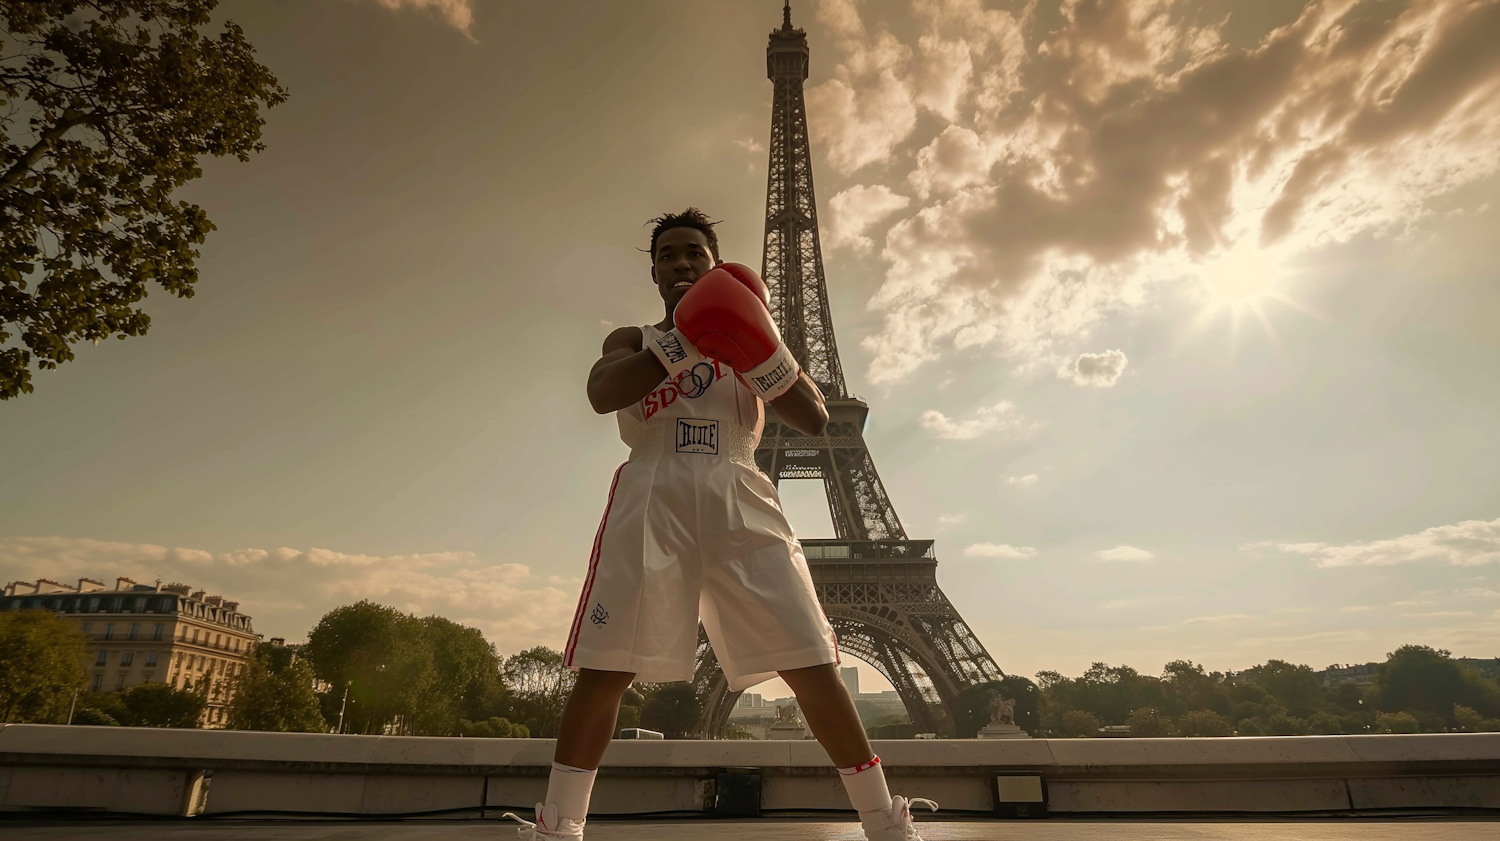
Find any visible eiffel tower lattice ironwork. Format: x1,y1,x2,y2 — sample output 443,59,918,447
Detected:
692,2,1004,738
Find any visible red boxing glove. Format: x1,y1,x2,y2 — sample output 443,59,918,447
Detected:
676,266,800,401
715,262,771,309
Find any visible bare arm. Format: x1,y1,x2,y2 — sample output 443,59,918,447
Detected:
769,370,828,436
586,326,669,414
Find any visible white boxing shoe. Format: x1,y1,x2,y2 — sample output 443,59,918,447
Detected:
501,802,586,839
859,795,939,841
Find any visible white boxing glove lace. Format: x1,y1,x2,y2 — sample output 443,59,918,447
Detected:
646,327,705,379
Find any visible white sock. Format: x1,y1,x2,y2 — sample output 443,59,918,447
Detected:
546,761,597,822
839,756,892,814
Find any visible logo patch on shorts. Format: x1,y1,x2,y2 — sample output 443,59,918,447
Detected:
676,418,719,455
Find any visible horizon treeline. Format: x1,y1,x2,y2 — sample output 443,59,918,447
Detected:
3,600,1498,737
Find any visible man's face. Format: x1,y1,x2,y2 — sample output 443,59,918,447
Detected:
651,227,718,308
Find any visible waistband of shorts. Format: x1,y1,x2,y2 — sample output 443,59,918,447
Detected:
630,417,760,468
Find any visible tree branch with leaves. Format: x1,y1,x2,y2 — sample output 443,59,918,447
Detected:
0,0,287,399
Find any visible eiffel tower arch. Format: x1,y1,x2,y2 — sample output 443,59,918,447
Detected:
693,3,1004,738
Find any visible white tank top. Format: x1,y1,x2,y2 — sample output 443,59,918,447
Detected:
617,325,765,451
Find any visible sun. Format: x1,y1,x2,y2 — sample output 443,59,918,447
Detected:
1199,241,1283,312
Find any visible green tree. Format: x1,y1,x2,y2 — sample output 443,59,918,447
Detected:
416,615,503,736
119,680,205,727
1454,705,1500,732
1375,710,1420,734
1125,706,1176,737
0,0,288,399
1374,645,1499,725
457,716,528,738
1160,661,1232,718
71,706,118,725
501,646,575,738
1178,709,1232,737
304,601,434,735
1243,660,1324,718
226,646,325,732
1059,709,1102,738
0,609,88,722
640,682,700,739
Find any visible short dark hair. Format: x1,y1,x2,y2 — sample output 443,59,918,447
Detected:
646,207,721,262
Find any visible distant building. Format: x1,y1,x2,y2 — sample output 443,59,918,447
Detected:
841,667,860,696
1317,662,1379,687
1,577,258,728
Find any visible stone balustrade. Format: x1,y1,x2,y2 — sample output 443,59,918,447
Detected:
1,724,1496,819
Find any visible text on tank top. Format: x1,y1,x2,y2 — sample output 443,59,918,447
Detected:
616,325,764,450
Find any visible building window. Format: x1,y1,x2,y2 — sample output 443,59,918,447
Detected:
128,623,139,640
191,628,199,643
95,651,108,666
82,622,92,634
144,673,154,683
152,624,163,641
120,652,134,667
87,597,99,612
116,674,126,690
109,597,122,611
92,675,103,691
133,597,146,612
215,634,222,648
146,651,158,666
234,639,240,651
104,623,115,640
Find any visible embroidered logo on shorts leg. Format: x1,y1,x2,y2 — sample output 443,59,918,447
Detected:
675,418,719,455
590,604,608,625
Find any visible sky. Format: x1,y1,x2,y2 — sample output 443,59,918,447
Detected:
3,0,1499,701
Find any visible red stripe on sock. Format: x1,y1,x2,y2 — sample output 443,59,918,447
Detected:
839,755,881,775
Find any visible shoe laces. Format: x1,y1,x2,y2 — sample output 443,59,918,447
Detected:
500,809,584,840
894,796,939,840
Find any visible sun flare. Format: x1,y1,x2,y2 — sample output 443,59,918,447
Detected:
1199,243,1283,311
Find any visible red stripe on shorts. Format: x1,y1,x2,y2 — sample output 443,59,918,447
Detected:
565,463,625,667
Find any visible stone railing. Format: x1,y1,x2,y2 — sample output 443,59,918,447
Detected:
1,724,1497,818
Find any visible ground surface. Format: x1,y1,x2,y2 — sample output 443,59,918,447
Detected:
2,819,1497,840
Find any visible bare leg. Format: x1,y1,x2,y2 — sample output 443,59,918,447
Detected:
553,668,636,770
779,662,874,767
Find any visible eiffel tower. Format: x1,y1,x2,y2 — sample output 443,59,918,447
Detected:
692,1,1005,737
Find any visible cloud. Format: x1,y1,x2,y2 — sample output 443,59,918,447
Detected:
826,185,912,253
938,513,967,526
818,0,1500,382
734,137,766,154
1238,630,1370,648
805,5,918,174
1071,349,1129,387
920,399,1035,440
1256,517,1500,567
1341,605,1375,613
364,0,477,38
1184,613,1252,625
0,536,575,653
1005,473,1038,488
964,542,1036,559
1096,545,1154,562
908,125,993,198
1399,610,1475,618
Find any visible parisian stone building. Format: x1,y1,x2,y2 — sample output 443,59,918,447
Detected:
0,576,258,728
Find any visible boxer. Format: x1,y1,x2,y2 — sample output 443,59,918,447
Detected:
505,209,935,840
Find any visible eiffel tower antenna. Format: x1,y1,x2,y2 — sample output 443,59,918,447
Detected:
694,2,1005,737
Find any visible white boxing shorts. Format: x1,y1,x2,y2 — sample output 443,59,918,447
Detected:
563,418,839,691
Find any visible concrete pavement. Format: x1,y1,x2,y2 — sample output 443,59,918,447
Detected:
1,820,1497,840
